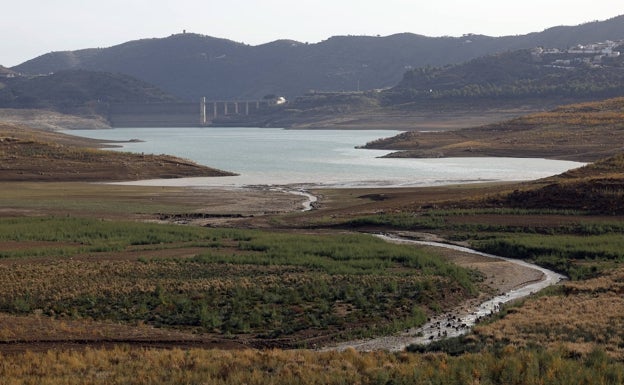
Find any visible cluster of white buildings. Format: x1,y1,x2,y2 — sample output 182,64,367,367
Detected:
0,67,18,78
532,40,623,67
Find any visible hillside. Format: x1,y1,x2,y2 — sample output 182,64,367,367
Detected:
0,70,178,115
363,97,624,162
11,15,624,100
498,153,624,214
386,43,624,103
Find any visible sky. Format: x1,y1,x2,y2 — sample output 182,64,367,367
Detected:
2,0,623,67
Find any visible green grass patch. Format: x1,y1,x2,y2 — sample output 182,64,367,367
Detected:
473,233,624,279
340,210,624,280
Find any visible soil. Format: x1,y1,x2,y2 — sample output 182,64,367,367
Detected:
275,107,536,131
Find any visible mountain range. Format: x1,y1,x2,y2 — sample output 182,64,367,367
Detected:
10,15,624,101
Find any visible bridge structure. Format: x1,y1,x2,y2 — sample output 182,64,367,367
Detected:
108,98,274,128
200,97,272,126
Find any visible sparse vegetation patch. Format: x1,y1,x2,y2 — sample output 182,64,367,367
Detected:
0,217,477,344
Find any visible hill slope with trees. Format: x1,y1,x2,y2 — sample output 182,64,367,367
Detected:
0,70,178,116
11,15,624,100
386,46,624,103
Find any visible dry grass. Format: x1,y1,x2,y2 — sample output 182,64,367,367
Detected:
0,345,622,384
366,97,624,162
474,267,624,359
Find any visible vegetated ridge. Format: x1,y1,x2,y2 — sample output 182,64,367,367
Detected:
385,43,624,103
0,70,179,116
10,15,624,100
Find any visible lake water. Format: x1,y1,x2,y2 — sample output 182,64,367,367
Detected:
68,127,585,188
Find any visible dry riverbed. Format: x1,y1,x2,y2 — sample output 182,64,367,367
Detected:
322,233,563,352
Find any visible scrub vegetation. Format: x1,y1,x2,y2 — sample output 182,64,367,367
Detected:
0,217,476,345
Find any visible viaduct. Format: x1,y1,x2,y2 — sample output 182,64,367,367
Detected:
108,98,276,127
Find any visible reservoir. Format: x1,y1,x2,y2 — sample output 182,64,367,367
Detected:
68,127,585,187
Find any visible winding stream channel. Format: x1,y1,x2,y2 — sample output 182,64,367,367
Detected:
321,234,566,352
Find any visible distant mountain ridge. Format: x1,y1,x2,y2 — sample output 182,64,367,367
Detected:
11,15,624,101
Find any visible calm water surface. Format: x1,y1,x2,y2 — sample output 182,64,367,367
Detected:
68,127,585,187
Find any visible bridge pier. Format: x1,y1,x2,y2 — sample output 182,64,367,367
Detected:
200,97,207,125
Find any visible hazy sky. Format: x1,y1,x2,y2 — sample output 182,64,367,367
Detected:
2,0,623,67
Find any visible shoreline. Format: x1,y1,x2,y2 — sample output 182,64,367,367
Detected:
64,126,586,189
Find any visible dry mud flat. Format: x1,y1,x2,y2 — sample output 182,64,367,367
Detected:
323,234,564,352
154,186,316,226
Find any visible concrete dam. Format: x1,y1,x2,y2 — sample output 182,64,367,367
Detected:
108,98,274,127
